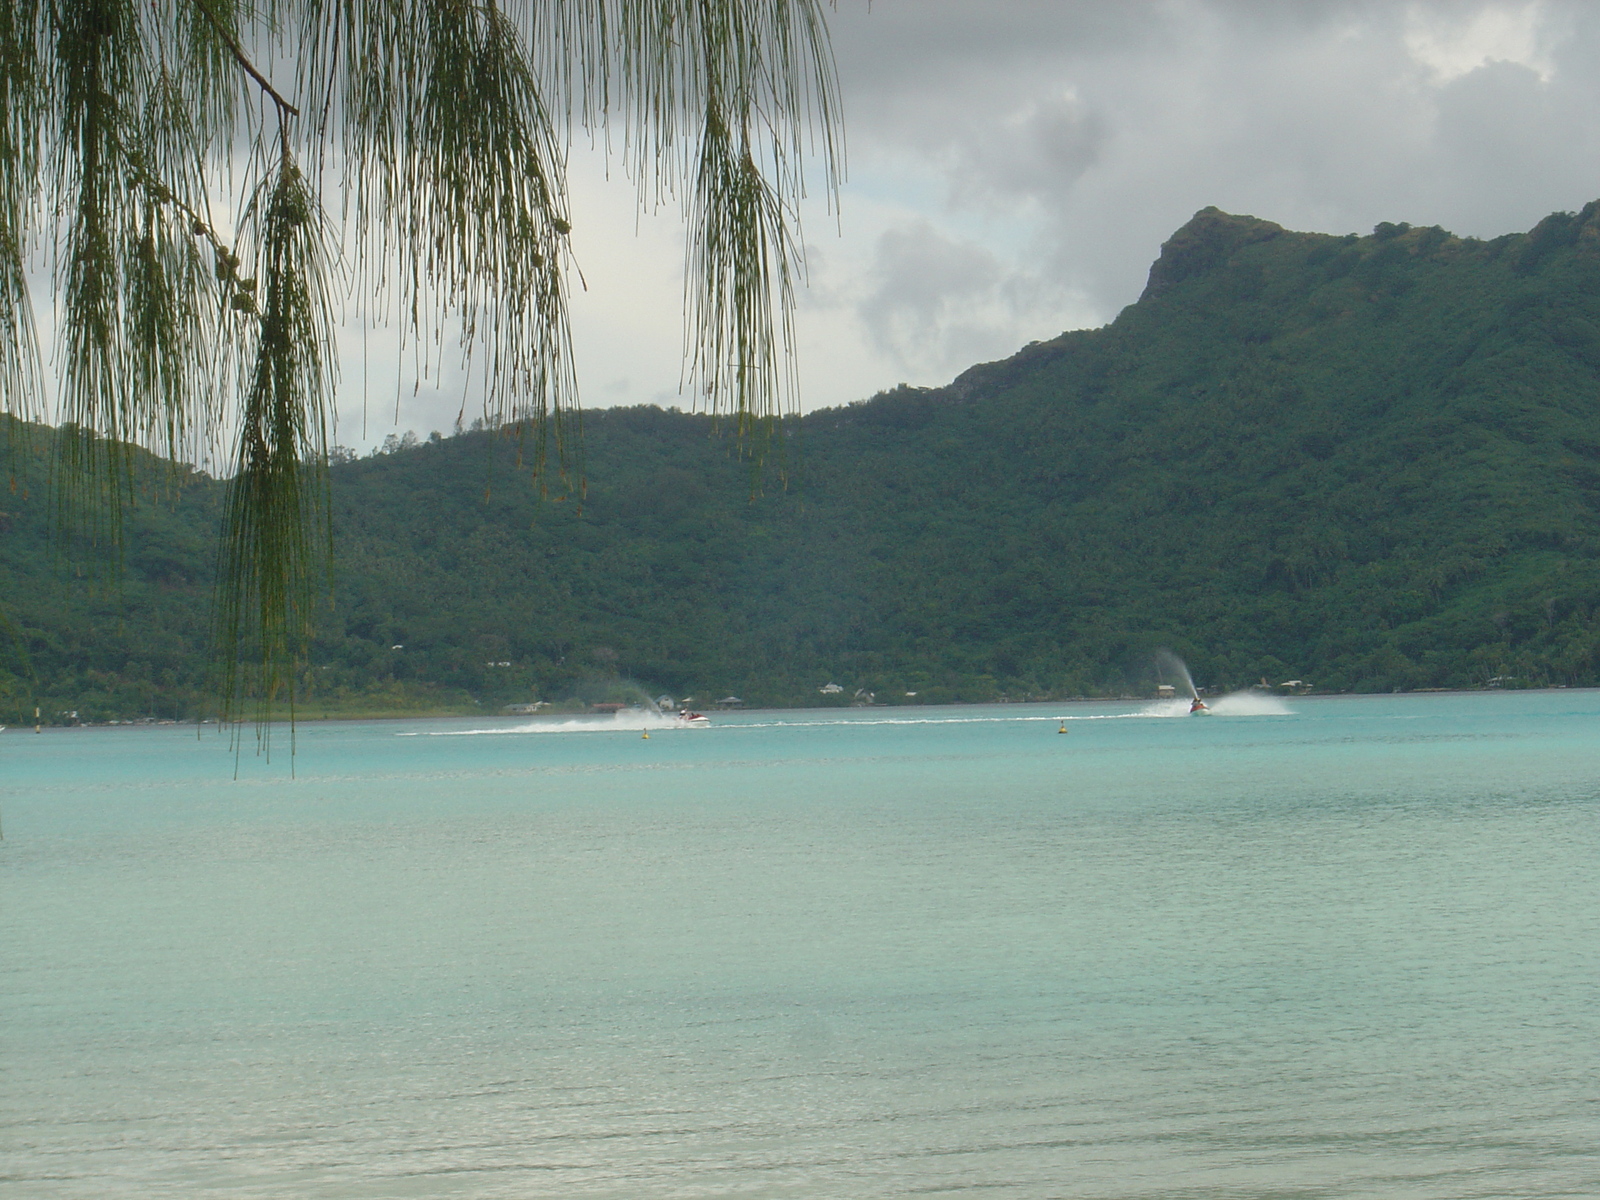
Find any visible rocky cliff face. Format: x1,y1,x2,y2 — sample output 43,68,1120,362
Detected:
1141,206,1286,300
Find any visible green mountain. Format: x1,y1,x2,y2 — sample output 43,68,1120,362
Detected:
8,201,1600,721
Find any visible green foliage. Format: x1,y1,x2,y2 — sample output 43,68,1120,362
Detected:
11,201,1600,721
0,0,842,726
214,153,335,739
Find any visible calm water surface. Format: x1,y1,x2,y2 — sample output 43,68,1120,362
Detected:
2,692,1598,1198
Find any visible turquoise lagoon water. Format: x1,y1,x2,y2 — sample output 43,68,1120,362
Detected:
2,692,1598,1198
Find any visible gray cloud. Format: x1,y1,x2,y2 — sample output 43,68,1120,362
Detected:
824,0,1600,380
945,92,1107,210
331,1,1600,436
859,221,1091,374
860,222,1002,368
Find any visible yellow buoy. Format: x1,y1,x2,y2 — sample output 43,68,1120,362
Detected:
1057,721,1068,734
642,731,650,739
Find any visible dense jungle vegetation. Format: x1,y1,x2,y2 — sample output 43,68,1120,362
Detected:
8,201,1600,722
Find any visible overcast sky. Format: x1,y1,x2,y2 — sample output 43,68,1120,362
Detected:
349,1,1600,444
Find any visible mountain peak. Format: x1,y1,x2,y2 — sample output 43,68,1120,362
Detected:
1141,207,1285,300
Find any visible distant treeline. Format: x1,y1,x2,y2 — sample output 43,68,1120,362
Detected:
8,201,1600,722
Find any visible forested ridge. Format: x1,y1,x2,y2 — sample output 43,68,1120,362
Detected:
8,201,1600,722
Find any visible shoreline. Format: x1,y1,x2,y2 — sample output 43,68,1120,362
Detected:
8,685,1591,732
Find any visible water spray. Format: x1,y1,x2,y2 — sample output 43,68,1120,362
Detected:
1154,648,1200,702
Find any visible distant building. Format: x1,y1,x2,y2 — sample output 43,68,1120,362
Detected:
716,695,745,708
819,683,843,694
1156,684,1176,699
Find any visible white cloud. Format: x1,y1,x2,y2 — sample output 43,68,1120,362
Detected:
1405,2,1557,83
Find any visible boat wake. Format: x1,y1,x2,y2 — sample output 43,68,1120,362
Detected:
402,711,696,736
396,693,1293,737
1137,691,1293,717
1208,691,1294,716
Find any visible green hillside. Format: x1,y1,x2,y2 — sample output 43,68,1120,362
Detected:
8,201,1600,721
0,423,217,723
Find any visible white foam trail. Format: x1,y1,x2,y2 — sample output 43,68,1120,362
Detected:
396,695,1294,737
1136,698,1195,718
402,711,691,736
1205,690,1293,716
720,715,1078,728
672,713,1226,729
402,713,1068,735
1133,691,1293,718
